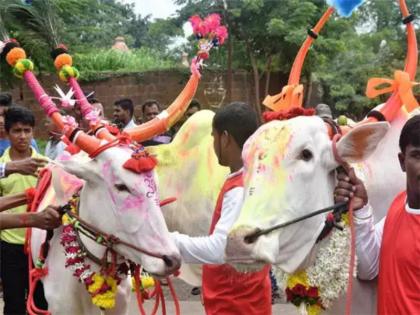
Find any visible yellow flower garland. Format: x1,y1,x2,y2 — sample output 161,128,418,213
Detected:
88,274,118,309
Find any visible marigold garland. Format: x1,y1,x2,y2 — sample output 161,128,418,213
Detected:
60,195,128,310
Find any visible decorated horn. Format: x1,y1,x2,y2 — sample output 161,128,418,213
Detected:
263,7,335,112
127,13,228,142
1,41,102,155
51,45,116,142
363,0,418,123
126,69,200,142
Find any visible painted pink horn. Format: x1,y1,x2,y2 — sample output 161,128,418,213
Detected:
3,43,103,155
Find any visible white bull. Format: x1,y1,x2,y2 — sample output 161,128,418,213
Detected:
225,106,410,314
31,144,181,315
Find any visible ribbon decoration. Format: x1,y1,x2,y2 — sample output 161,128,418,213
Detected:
366,70,419,113
263,84,304,112
53,85,76,108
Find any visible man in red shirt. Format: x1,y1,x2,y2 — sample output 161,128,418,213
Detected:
172,102,272,314
335,115,420,314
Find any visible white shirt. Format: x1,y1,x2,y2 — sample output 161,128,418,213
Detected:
44,140,67,160
123,118,137,131
172,170,244,265
355,202,420,280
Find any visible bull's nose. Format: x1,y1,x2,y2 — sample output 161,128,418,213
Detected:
162,254,181,273
225,226,260,263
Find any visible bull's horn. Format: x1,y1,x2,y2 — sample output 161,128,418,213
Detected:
2,43,103,155
51,46,116,142
126,71,200,142
363,0,417,124
49,112,102,154
263,7,334,112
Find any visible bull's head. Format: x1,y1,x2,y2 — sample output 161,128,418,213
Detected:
56,141,181,276
225,116,388,273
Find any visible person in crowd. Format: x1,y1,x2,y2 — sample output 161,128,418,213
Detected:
334,114,420,314
0,106,49,314
113,98,137,130
141,99,172,146
315,103,333,119
171,102,272,314
0,92,39,156
185,99,201,119
0,195,60,230
44,112,67,160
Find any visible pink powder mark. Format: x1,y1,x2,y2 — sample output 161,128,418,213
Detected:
57,151,72,161
121,194,145,211
102,160,118,183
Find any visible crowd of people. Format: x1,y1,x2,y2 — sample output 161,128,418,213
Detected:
0,88,419,315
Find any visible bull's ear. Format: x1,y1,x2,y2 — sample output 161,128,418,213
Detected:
336,122,390,163
59,156,102,182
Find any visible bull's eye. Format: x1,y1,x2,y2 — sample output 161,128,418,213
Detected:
115,183,130,193
300,149,313,161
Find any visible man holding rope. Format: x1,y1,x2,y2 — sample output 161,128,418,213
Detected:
335,115,420,314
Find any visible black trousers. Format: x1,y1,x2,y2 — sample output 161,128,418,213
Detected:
0,241,48,315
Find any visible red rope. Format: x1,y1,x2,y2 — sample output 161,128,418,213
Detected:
150,281,163,315
159,282,166,315
167,277,181,315
345,198,356,315
25,169,53,315
331,133,356,315
133,266,147,315
159,197,177,207
27,268,50,315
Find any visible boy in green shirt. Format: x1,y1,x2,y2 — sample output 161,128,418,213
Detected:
0,106,49,314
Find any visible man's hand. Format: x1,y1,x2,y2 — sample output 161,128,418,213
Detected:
31,206,61,230
5,158,48,177
334,168,368,211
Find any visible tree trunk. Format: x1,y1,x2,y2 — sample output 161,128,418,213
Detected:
247,47,262,118
226,35,233,103
264,55,272,97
